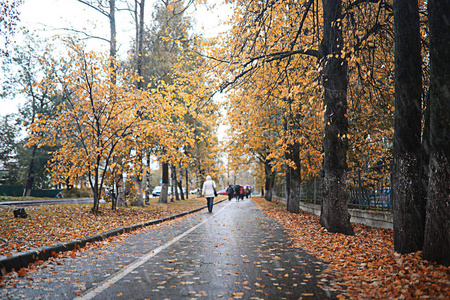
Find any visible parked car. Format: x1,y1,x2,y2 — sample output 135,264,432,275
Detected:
217,189,227,195
152,186,162,197
152,186,184,197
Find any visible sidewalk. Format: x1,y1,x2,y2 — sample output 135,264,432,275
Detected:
0,198,227,275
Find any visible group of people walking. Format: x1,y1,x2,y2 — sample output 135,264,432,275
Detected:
226,184,251,201
202,175,252,213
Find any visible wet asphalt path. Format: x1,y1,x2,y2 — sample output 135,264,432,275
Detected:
1,199,338,299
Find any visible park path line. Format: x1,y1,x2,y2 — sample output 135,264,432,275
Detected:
75,201,234,300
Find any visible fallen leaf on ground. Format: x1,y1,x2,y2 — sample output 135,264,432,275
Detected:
253,197,450,299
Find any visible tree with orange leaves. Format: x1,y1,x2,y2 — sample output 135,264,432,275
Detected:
214,0,394,234
27,40,142,214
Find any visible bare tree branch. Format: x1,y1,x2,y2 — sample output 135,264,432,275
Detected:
56,27,111,44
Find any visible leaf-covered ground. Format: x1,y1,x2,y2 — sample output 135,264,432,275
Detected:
1,197,449,299
252,197,450,299
0,197,211,257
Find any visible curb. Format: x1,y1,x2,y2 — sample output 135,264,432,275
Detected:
0,198,227,276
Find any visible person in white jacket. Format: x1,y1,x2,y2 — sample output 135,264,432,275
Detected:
202,175,217,213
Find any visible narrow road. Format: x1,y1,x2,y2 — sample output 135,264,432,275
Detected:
0,199,339,299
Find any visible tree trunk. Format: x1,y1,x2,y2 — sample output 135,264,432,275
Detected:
421,90,430,229
171,164,178,201
92,187,100,214
133,174,144,206
423,0,450,266
264,159,275,202
134,0,145,89
185,168,189,199
91,167,100,214
284,113,301,213
178,166,185,200
319,0,354,235
158,162,169,203
110,180,117,210
286,160,291,204
286,143,301,213
109,0,117,85
117,185,127,207
392,0,424,253
196,163,203,198
144,151,151,205
110,163,121,210
23,144,37,196
111,189,117,210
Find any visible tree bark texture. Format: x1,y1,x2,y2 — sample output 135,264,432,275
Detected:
286,142,301,213
135,0,145,90
264,159,276,202
185,168,189,199
158,162,169,203
23,144,37,197
117,186,126,207
196,163,204,198
421,91,430,225
133,152,144,206
91,164,100,214
423,0,450,266
319,0,353,235
392,0,425,253
178,167,185,200
144,152,151,205
109,0,117,85
171,164,178,201
133,174,144,206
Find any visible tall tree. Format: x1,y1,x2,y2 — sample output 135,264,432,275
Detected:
0,115,17,163
76,0,123,207
0,115,21,185
225,87,283,202
140,0,193,88
392,0,424,253
140,0,218,203
131,0,145,89
284,115,301,214
27,41,139,213
1,33,63,195
423,0,450,266
214,0,392,234
158,162,169,203
129,0,146,205
318,0,353,235
77,0,117,83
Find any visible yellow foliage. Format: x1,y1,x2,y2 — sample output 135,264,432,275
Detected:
210,0,396,185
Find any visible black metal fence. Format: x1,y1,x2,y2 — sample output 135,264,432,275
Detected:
347,163,391,211
0,185,62,198
276,162,392,212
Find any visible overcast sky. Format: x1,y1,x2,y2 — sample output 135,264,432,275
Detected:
1,0,231,116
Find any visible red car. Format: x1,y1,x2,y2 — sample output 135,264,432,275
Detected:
217,189,228,195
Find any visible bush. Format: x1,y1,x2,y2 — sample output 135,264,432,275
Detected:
63,187,92,198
